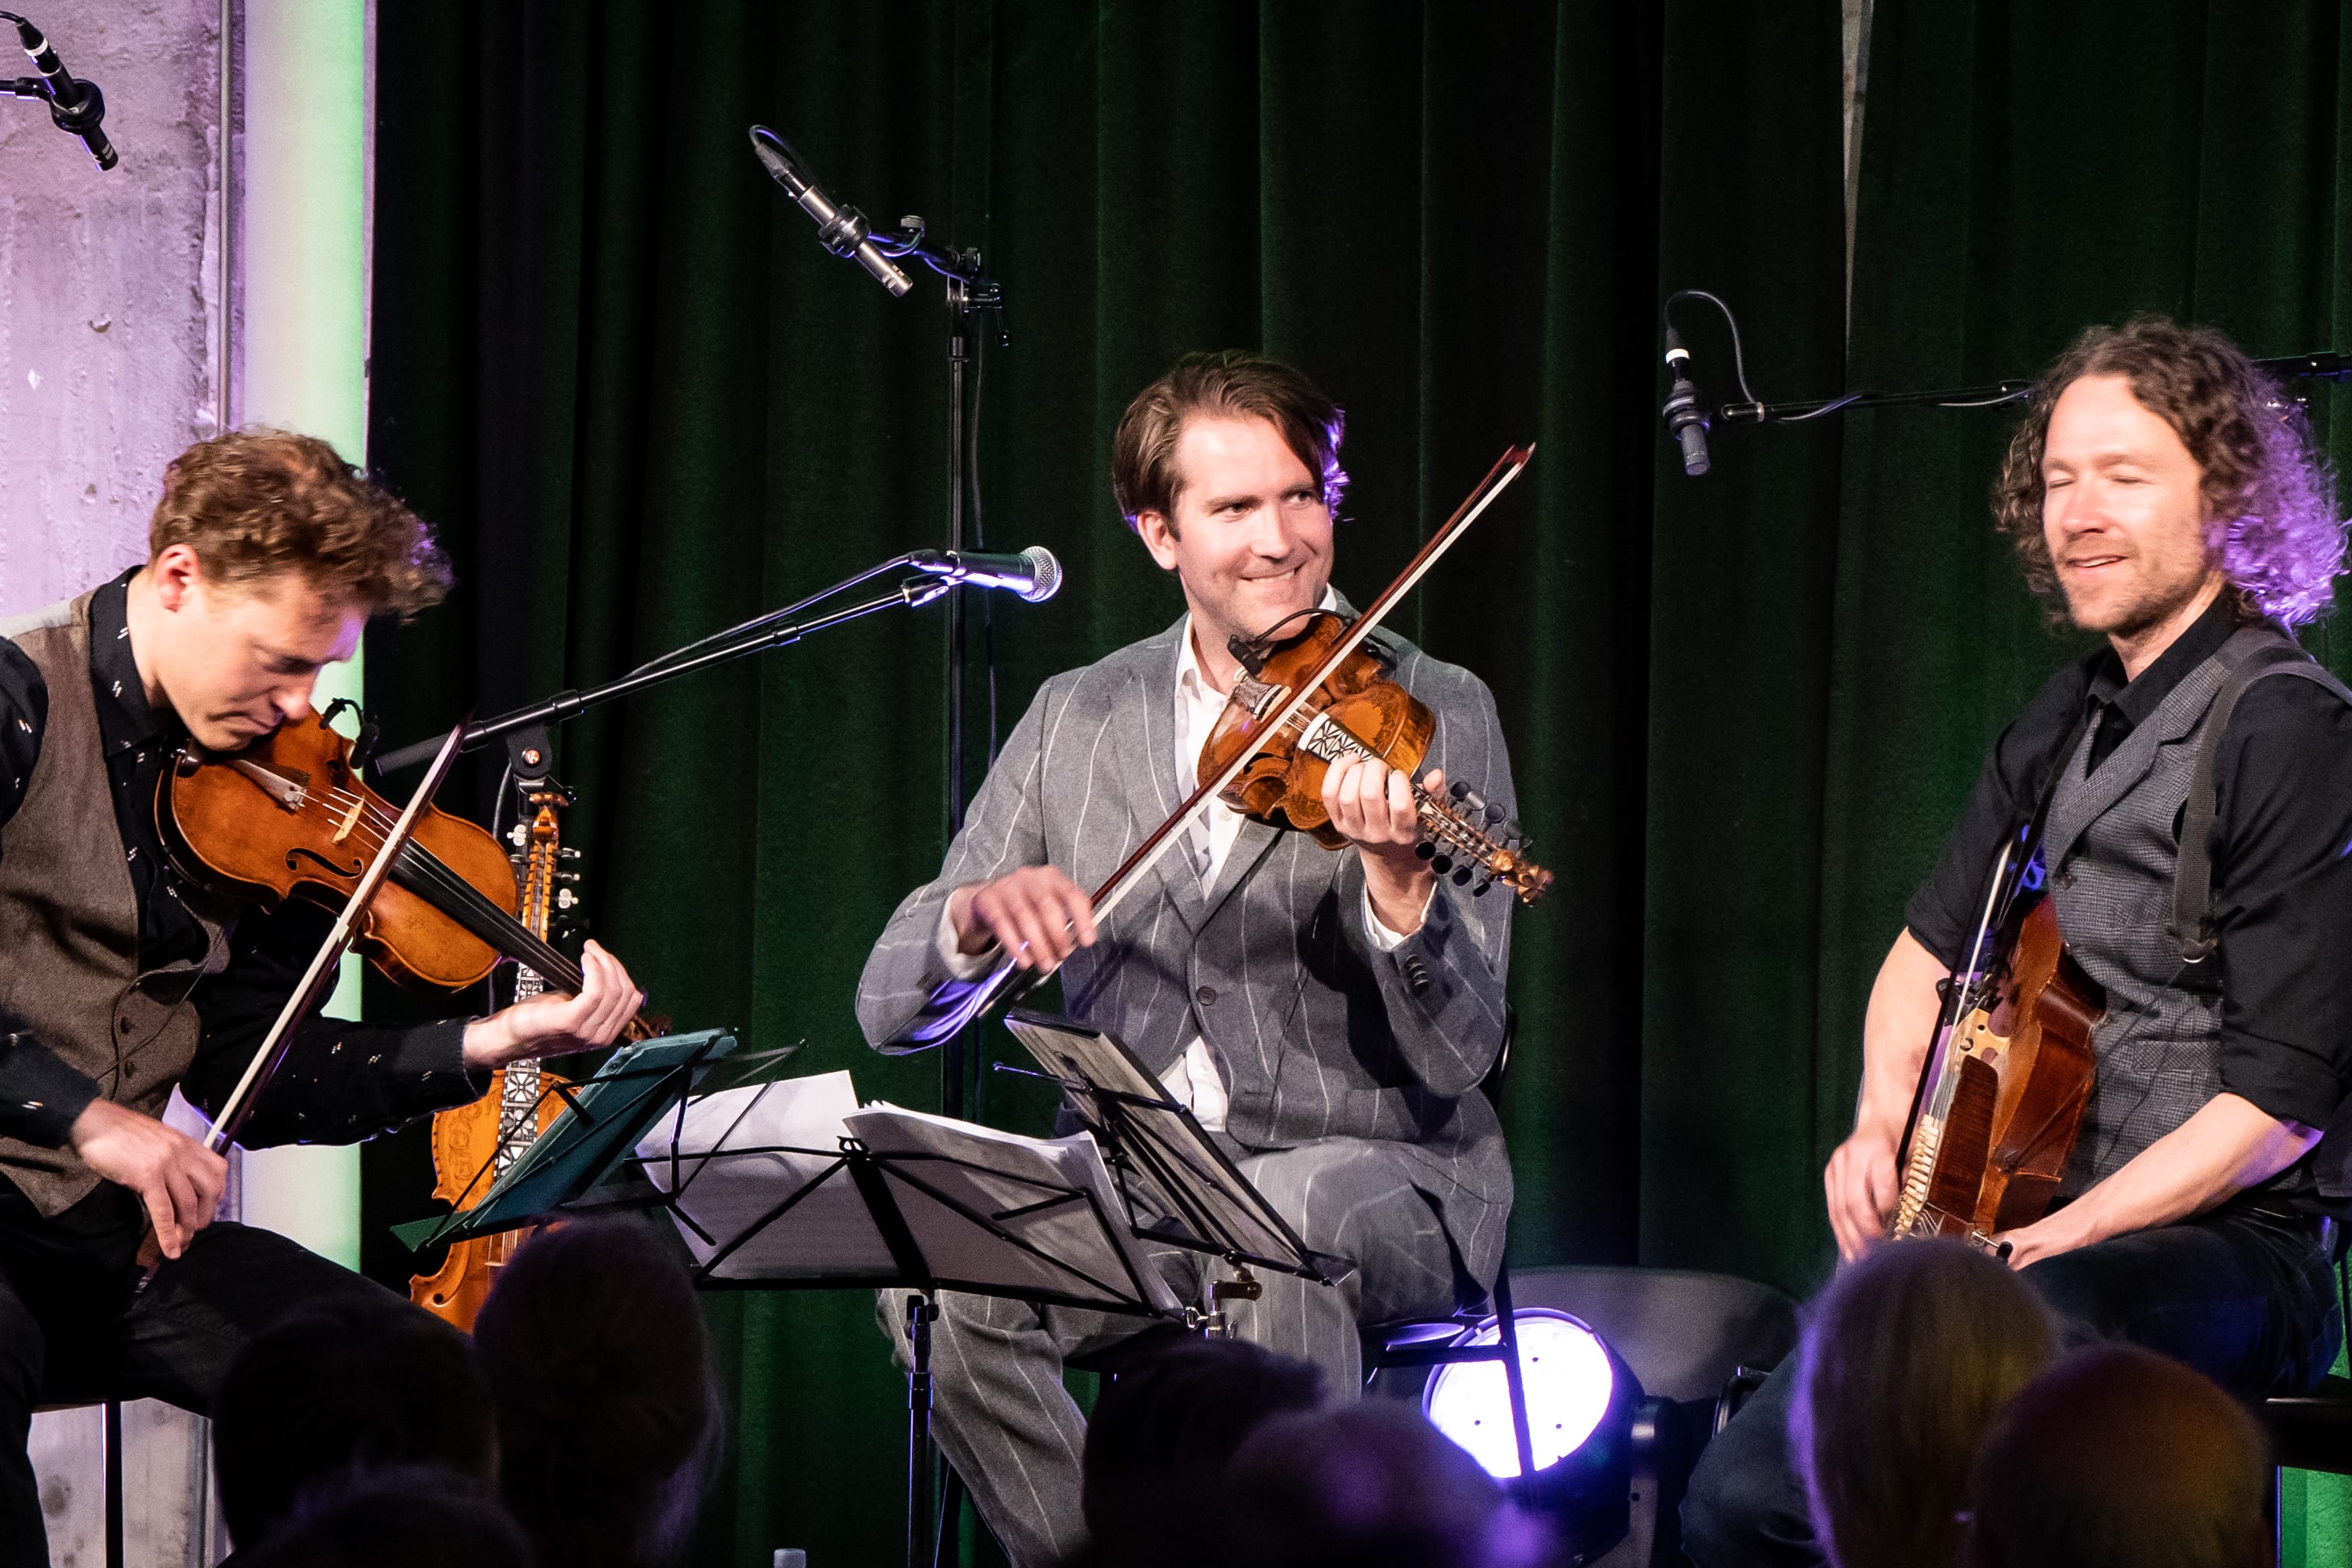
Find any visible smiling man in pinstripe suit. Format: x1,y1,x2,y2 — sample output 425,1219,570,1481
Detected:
857,351,1520,1566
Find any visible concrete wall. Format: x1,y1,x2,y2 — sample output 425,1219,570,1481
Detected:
4,5,230,1560
0,0,224,619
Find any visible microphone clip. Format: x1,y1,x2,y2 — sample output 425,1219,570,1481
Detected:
5,13,116,169
815,206,875,262
1661,325,1713,478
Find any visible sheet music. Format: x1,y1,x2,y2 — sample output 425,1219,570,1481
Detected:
635,1071,895,1280
845,1103,1182,1314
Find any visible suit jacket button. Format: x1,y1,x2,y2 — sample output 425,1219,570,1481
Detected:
1196,985,1217,1006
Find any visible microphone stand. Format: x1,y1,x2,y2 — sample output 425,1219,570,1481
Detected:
1714,351,2352,424
1661,289,2350,430
374,554,956,776
861,214,1008,1126
748,126,1010,1147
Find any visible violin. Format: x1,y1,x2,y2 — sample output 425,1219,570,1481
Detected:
155,706,658,1037
410,774,577,1328
1202,609,1550,903
888,444,1543,1048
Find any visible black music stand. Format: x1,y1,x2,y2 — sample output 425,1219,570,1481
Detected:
387,1027,765,1254
631,1086,1181,1568
998,1008,1346,1296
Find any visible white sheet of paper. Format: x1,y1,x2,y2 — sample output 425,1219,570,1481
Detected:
635,1070,895,1280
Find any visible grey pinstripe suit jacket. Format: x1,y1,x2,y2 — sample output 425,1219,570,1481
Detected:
856,612,1517,1289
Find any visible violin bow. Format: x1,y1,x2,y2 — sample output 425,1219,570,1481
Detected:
203,716,472,1153
884,443,1534,1050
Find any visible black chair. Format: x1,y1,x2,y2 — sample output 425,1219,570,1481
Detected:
2262,1263,2352,1561
2266,1377,2352,1467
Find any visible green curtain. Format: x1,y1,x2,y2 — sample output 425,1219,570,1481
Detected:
361,2,2352,1564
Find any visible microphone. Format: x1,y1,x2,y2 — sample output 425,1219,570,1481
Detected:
748,126,910,297
1662,325,1710,477
8,15,116,170
910,547,1063,603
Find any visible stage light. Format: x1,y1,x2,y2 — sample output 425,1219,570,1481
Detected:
1424,1308,1646,1558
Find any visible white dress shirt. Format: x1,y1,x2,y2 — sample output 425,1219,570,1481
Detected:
939,592,1419,1130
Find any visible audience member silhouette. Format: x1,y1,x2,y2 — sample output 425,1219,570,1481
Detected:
1788,1239,2059,1568
1058,1336,1325,1566
472,1218,721,1568
211,1295,497,1552
1217,1398,1541,1568
242,1465,532,1568
1965,1344,2272,1568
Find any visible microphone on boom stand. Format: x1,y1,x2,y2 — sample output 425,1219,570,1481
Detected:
0,11,117,170
910,547,1063,604
748,126,910,296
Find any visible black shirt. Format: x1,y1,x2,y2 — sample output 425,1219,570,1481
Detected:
0,569,480,1151
1905,595,2352,1145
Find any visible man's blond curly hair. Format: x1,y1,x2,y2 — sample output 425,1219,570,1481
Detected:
1993,318,2347,626
150,429,452,618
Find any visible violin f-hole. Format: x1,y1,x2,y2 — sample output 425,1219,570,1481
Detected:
288,844,366,881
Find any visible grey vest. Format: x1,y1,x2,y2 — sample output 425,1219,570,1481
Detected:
0,590,230,1215
2043,624,2314,1194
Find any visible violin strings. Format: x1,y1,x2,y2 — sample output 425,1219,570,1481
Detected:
246,783,586,987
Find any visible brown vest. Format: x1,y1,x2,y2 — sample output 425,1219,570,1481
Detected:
0,590,231,1215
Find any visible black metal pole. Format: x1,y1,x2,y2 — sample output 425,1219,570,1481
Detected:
906,1295,937,1568
944,278,972,1122
1712,354,2347,424
374,568,948,775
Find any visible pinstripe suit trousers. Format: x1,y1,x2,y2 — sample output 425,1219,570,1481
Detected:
878,1135,1463,1568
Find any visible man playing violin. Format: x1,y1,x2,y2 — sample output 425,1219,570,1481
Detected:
0,429,645,1564
1684,318,2352,1566
857,351,1521,1567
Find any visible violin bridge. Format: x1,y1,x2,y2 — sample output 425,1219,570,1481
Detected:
332,795,367,844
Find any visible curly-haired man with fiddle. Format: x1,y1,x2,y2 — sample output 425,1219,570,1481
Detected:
0,430,645,1565
1684,318,2352,1567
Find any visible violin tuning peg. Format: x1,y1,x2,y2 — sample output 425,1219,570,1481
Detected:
1482,801,1505,825
1414,841,1437,861
557,848,582,860
1451,865,1474,887
1430,853,1453,875
1472,879,1493,897
1449,779,1468,800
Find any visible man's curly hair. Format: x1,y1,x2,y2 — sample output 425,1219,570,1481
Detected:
1993,317,2347,626
149,429,453,619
